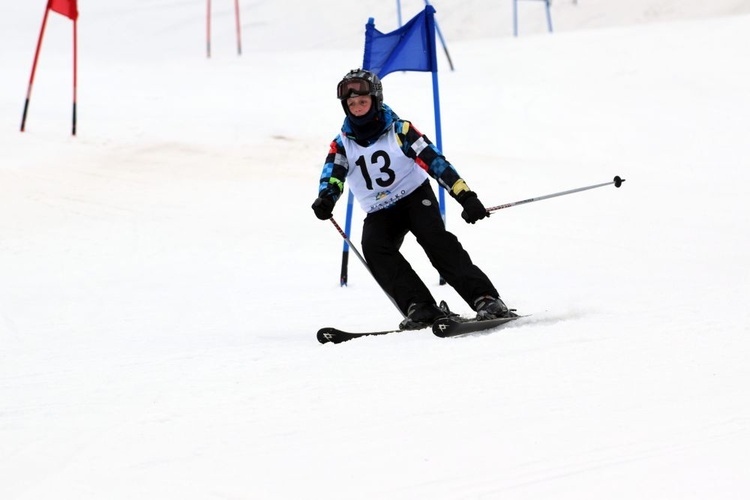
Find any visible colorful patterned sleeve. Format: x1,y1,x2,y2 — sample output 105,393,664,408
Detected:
318,135,348,202
394,120,465,197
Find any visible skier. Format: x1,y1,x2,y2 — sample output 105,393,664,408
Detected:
312,69,515,330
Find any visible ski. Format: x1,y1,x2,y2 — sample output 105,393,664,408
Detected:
318,312,524,344
317,326,417,344
318,300,455,344
432,315,521,338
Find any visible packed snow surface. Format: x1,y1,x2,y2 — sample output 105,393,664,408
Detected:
1,1,749,498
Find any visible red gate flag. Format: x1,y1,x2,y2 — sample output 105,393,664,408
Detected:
48,0,78,20
21,0,79,134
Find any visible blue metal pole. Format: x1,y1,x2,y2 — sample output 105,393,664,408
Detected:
340,189,355,286
515,0,554,36
433,69,447,286
431,70,444,221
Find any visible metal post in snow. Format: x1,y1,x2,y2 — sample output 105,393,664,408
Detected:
545,0,554,33
20,7,51,132
206,0,211,58
340,189,355,286
207,0,242,57
234,0,242,55
513,0,554,37
72,15,77,135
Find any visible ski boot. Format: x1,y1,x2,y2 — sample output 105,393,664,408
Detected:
474,295,517,320
399,301,454,330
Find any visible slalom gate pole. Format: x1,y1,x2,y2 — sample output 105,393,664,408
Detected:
72,16,78,136
206,0,211,58
20,7,52,132
234,0,242,55
329,217,406,319
487,176,625,213
340,189,355,286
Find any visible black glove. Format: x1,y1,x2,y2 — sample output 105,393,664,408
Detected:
312,196,335,220
457,191,489,224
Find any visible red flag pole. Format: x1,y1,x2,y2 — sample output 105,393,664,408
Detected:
234,0,242,55
72,16,78,135
206,0,212,58
20,6,52,132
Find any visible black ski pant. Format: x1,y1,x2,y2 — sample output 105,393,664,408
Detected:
361,181,498,315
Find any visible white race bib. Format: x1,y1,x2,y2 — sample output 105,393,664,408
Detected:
342,126,429,213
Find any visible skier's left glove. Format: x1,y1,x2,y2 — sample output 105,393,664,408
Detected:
457,191,489,224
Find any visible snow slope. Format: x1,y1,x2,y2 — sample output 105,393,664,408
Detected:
1,1,749,499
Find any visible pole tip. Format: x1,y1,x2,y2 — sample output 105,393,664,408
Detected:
614,175,625,188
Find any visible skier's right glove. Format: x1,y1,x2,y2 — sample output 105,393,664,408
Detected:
457,190,490,224
312,195,335,220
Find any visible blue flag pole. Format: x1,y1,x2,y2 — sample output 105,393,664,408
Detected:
424,9,445,221
545,0,554,33
340,189,355,286
433,68,447,287
514,0,554,37
424,8,447,285
433,70,445,220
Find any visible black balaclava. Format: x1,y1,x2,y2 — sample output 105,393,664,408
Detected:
344,96,384,143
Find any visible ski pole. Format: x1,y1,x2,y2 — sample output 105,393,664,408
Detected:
328,217,406,319
487,176,625,213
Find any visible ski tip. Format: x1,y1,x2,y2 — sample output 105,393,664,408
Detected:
317,327,354,344
317,329,334,344
317,326,406,345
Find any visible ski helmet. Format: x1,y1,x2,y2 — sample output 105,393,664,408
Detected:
336,69,383,112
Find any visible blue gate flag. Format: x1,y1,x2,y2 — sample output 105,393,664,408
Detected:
363,5,437,79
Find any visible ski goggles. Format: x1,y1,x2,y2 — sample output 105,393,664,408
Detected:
337,78,372,100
